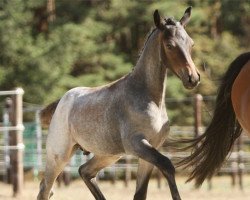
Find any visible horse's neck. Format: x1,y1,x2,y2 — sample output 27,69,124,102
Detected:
131,29,167,106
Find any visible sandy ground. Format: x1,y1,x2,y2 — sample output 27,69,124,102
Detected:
1,176,250,200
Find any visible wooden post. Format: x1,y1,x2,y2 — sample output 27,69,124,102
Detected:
231,161,237,187
4,98,12,183
156,169,162,189
194,94,203,138
110,165,116,185
47,0,56,22
63,166,71,186
35,111,42,178
124,156,131,187
9,88,24,196
237,136,244,190
194,94,207,188
207,178,212,191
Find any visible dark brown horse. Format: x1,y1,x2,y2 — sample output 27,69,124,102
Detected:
178,52,250,187
37,7,200,200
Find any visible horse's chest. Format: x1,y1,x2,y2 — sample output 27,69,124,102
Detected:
147,103,168,131
139,108,169,147
131,113,169,148
129,102,169,138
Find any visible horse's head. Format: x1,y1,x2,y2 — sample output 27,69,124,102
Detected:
154,7,200,89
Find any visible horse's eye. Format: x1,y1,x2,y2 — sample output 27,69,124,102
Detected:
166,44,173,49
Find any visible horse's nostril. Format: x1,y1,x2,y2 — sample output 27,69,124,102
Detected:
188,75,192,83
198,73,201,81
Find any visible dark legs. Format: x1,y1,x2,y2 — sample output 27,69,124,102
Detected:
131,136,181,200
133,159,154,200
78,155,120,200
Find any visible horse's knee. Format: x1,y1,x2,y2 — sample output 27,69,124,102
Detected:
78,164,96,180
159,157,175,177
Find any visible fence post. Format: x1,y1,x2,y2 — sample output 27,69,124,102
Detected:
124,156,131,187
194,94,203,138
231,160,237,187
3,98,12,183
237,135,244,190
193,94,209,188
35,110,42,177
110,165,116,185
9,88,24,196
156,169,162,189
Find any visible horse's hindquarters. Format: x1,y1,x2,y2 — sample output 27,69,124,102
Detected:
231,60,250,136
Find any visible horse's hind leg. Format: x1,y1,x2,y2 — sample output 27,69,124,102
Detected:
78,155,120,200
37,142,76,200
133,159,154,200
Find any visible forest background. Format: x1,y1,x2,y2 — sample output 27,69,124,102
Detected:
0,0,249,125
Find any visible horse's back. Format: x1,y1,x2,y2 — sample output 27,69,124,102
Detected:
231,60,250,135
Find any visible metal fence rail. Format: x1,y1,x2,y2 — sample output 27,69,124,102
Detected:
1,93,250,191
0,88,24,196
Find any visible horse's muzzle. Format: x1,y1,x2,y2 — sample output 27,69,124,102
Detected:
184,73,200,89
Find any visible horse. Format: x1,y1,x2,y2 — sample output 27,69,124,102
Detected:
177,52,250,187
37,7,200,200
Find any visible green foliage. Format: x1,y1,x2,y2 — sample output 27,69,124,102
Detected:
0,0,249,125
165,76,194,125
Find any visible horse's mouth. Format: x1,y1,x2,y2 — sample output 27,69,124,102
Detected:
183,81,200,89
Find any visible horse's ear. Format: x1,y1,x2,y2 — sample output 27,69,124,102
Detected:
180,6,192,27
154,10,164,30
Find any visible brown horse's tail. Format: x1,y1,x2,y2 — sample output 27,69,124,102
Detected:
40,99,60,127
177,52,250,187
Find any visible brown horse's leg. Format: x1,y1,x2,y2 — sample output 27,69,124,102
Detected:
130,136,181,200
133,159,154,200
37,145,76,200
78,155,120,200
37,159,65,200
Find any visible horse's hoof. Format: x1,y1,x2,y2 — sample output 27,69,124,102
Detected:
49,191,54,199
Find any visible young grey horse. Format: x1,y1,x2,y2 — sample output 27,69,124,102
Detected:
37,7,200,200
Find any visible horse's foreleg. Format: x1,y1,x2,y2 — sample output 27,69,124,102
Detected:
78,155,120,200
133,159,154,200
130,135,181,200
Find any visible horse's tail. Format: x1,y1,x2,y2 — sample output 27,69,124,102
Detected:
177,52,250,187
40,99,60,127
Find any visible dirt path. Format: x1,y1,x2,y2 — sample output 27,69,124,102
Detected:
1,176,250,200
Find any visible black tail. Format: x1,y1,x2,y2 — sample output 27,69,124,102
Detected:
40,99,60,128
177,52,250,187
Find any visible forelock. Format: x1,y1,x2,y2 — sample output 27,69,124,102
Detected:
163,19,177,38
164,17,176,26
